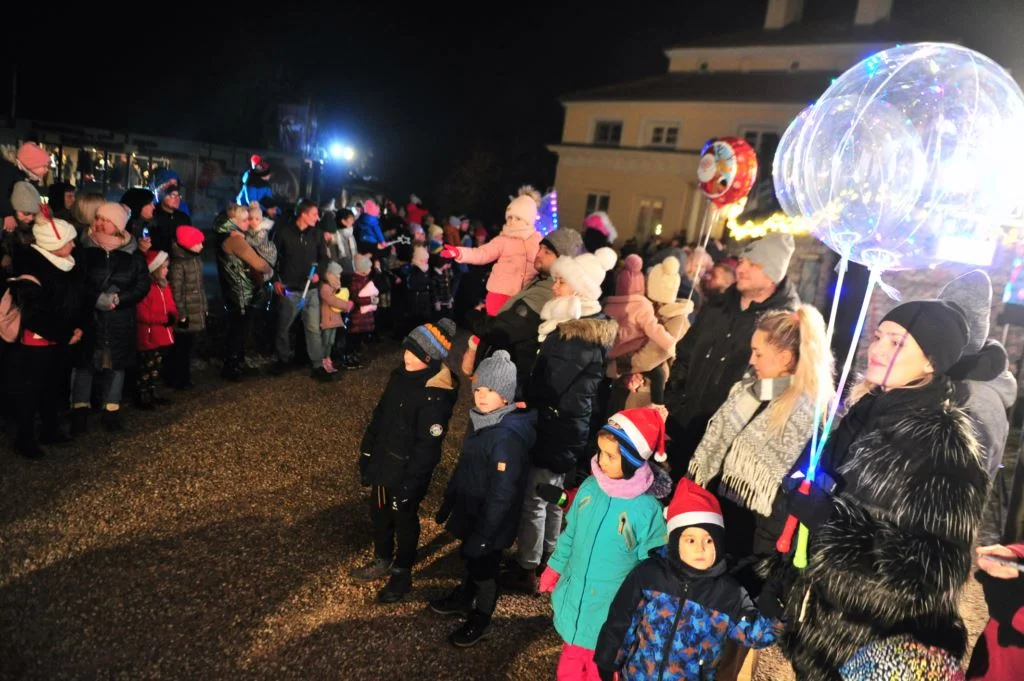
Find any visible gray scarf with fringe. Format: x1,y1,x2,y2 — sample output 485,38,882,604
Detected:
689,373,814,517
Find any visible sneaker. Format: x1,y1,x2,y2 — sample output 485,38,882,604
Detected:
311,367,335,383
429,585,475,617
101,410,124,432
322,358,339,374
499,563,538,595
449,610,491,647
349,558,393,581
377,568,412,604
342,355,365,370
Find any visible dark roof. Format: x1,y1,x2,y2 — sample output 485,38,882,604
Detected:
561,71,837,104
667,19,958,50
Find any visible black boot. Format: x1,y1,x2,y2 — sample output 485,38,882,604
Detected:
429,582,475,617
449,610,491,647
377,568,412,604
136,389,156,411
101,410,124,432
70,408,89,436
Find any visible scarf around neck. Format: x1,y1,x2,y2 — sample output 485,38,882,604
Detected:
91,229,128,252
689,372,810,517
590,455,654,499
31,244,75,272
537,296,602,342
469,404,517,431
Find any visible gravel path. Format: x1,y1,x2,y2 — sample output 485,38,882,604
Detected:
0,341,992,680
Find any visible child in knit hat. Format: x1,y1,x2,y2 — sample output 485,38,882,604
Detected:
441,186,544,315
353,319,460,604
167,226,208,390
318,261,352,374
135,250,178,409
539,408,669,681
602,253,677,407
624,255,693,406
347,254,378,365
595,478,783,681
431,350,538,647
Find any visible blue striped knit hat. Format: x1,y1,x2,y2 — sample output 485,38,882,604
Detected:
403,318,456,366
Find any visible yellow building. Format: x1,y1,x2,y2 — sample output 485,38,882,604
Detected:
549,0,947,245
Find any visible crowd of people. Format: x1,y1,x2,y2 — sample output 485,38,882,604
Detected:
2,140,1023,680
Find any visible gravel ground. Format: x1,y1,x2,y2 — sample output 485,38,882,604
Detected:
0,339,993,680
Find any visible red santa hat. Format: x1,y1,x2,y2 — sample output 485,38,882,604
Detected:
665,478,724,535
145,249,169,273
603,408,667,465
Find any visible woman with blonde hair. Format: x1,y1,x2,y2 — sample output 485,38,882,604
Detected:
69,192,106,234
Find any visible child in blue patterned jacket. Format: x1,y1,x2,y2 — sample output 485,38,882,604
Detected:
594,478,783,681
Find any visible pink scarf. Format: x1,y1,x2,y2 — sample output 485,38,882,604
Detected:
590,455,654,499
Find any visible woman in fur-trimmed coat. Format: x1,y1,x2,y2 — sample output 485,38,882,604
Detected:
774,300,989,681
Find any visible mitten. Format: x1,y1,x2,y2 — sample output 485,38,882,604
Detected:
440,245,460,259
538,566,560,593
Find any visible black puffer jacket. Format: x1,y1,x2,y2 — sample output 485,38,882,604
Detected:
440,408,537,550
667,279,798,473
778,379,988,680
527,314,618,473
360,364,459,500
76,234,150,370
9,244,85,344
149,206,189,254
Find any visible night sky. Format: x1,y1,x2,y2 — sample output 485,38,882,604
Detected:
8,0,1024,217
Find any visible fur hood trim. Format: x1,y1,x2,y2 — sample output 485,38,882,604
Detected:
556,316,618,348
426,364,457,391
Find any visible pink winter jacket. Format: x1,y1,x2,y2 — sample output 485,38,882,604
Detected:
456,228,541,297
602,294,675,360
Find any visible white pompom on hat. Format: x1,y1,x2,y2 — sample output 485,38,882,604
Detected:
33,215,77,252
647,256,682,304
550,247,617,302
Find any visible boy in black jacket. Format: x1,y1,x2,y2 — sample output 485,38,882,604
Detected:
352,318,459,603
431,350,537,647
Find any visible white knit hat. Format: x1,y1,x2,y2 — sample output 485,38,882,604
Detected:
551,247,617,301
647,256,681,304
33,215,77,251
96,202,129,233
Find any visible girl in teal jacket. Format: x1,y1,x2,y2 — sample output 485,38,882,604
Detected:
539,407,669,681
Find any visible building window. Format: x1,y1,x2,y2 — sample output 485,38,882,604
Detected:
646,121,680,148
740,128,781,210
636,198,665,243
593,121,623,146
586,192,610,215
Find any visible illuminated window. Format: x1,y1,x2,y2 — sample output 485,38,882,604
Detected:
636,198,664,242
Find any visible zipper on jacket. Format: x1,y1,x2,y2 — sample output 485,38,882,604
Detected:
572,499,610,642
655,587,686,681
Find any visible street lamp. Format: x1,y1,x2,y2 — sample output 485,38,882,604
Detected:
329,142,356,162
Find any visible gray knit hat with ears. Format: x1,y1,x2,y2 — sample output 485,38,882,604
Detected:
474,350,517,405
938,269,991,355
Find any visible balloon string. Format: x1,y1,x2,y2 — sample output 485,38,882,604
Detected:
687,201,718,303
810,254,849,462
808,268,879,482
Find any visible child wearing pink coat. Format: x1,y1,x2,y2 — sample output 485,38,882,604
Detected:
442,186,542,315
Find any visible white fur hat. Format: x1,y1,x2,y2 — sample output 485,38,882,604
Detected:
551,247,617,301
647,256,681,304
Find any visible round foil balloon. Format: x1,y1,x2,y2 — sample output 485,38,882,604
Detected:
775,42,1024,270
697,137,758,207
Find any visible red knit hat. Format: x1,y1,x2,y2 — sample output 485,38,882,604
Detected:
615,254,645,296
665,478,724,535
603,408,667,465
176,225,205,250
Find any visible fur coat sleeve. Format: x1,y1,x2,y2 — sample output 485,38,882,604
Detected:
787,389,989,677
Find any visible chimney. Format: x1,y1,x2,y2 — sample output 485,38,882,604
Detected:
854,0,894,25
764,0,805,30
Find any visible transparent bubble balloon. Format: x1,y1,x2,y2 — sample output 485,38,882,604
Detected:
774,43,1024,270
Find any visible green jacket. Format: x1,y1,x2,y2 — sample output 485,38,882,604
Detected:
548,474,667,650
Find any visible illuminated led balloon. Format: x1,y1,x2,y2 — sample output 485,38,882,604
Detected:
772,106,812,219
697,137,758,207
774,42,1024,270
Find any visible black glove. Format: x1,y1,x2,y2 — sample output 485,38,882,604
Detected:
536,483,568,507
177,317,190,330
391,494,414,513
784,475,837,531
463,535,490,559
597,667,617,681
358,452,371,486
756,580,786,620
